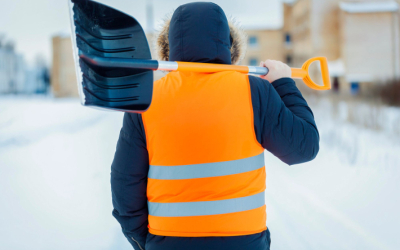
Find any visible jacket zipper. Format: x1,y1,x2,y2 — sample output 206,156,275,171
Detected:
131,236,144,250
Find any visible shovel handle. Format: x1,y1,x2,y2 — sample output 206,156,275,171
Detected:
80,54,331,91
175,62,269,75
176,57,331,90
291,57,331,90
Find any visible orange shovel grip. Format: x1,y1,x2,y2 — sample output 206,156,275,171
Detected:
291,57,331,90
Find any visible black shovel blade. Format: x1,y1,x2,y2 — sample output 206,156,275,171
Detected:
69,0,153,112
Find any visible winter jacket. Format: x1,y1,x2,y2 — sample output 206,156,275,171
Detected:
111,2,319,250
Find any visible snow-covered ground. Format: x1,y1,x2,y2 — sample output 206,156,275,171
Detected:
266,97,400,250
0,96,399,250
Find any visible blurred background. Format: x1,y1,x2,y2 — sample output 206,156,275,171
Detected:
0,0,399,249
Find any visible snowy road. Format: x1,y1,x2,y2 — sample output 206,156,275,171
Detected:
0,97,399,250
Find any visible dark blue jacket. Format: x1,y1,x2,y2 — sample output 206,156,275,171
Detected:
111,2,319,250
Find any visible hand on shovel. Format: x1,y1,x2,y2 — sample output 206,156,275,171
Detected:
259,60,292,83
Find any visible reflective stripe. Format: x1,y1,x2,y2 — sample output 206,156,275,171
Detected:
148,191,265,217
148,153,264,180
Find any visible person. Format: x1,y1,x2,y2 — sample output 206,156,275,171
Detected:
111,2,319,250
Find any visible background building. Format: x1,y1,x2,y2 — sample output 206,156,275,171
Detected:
50,0,400,98
283,2,294,66
25,55,50,94
0,36,50,95
0,38,26,94
290,0,341,64
51,35,79,97
339,1,400,94
284,0,343,91
242,28,285,66
285,0,400,95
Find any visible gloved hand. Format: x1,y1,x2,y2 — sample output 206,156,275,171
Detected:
259,60,291,83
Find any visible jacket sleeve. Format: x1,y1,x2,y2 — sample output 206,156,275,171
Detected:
249,76,320,165
111,112,149,249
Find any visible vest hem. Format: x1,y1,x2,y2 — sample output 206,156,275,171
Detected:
148,226,267,237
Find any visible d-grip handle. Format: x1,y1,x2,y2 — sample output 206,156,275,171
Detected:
291,57,331,90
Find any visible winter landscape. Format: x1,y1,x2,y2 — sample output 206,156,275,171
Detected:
1,0,400,249
0,96,399,250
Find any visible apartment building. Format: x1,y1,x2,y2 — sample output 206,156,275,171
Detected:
51,35,79,97
339,1,400,85
285,0,400,94
242,28,285,67
0,40,26,94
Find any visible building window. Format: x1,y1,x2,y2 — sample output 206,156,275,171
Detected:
350,82,360,95
248,36,259,48
249,58,258,66
285,33,291,43
285,33,292,48
286,55,293,65
333,77,340,93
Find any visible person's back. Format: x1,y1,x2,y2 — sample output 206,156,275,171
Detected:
143,70,267,237
111,2,319,250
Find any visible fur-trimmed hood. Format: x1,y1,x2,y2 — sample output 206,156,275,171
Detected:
154,2,247,65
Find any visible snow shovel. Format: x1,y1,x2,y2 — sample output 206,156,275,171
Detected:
68,0,331,113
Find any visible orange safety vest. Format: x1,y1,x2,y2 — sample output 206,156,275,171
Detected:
142,71,266,237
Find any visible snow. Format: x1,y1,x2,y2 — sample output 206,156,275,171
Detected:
0,96,130,250
1,96,400,250
339,1,399,13
328,59,345,77
266,97,400,250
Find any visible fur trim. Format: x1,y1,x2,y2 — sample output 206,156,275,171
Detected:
154,15,247,65
154,14,171,63
228,18,247,65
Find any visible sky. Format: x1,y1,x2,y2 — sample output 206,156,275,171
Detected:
0,0,284,65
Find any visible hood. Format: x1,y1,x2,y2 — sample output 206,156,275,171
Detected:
155,2,247,65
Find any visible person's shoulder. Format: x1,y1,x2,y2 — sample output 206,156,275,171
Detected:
228,70,249,79
154,72,170,84
247,75,272,97
154,72,185,89
215,71,252,84
248,75,270,86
